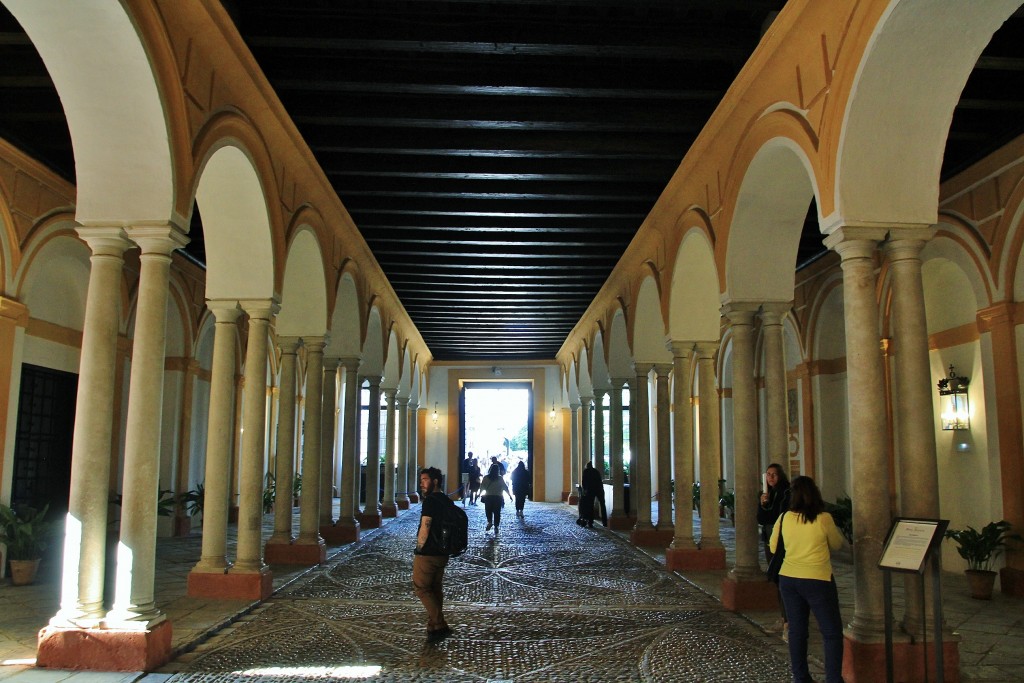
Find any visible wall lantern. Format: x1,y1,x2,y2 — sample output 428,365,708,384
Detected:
937,364,970,431
549,401,557,426
431,401,439,427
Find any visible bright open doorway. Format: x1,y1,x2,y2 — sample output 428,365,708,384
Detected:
461,382,532,486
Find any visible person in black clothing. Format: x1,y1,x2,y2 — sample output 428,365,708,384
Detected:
459,452,473,506
510,462,531,517
758,462,791,635
580,461,607,528
413,467,452,644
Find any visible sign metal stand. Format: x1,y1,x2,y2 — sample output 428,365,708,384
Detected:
878,517,949,683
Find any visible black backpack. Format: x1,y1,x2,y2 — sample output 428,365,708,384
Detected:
430,494,469,557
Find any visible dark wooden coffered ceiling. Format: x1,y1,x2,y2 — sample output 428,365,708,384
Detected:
2,2,1024,361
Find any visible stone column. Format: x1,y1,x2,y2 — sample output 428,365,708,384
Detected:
190,302,242,578
230,300,277,592
407,400,421,502
630,364,655,544
761,303,791,466
51,228,131,627
823,227,892,647
381,387,398,517
319,358,339,526
626,378,638,519
361,375,383,527
396,396,411,509
568,401,580,501
266,337,300,550
336,358,361,540
695,341,723,552
666,343,702,569
295,337,326,561
654,364,674,538
106,226,187,629
720,305,769,604
609,378,629,526
574,395,592,504
886,231,942,635
593,389,607,475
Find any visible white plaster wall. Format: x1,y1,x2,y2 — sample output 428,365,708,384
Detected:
21,336,80,374
813,372,850,502
544,364,563,502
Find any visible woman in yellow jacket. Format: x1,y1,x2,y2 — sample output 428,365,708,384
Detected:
770,476,846,683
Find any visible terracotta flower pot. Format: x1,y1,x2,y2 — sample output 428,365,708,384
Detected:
965,569,997,600
8,558,41,586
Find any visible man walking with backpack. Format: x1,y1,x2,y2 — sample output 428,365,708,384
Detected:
413,466,454,643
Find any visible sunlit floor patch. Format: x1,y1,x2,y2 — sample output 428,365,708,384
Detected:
239,665,381,678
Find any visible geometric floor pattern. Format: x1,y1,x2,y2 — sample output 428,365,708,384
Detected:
158,501,795,682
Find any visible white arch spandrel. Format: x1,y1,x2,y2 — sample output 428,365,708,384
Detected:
633,276,671,364
360,307,385,377
668,229,721,342
726,140,814,302
607,312,632,379
195,146,275,300
277,228,328,337
835,0,1020,226
326,272,362,358
3,0,175,225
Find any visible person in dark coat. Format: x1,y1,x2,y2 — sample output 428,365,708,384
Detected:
757,462,791,635
580,461,607,528
510,461,531,517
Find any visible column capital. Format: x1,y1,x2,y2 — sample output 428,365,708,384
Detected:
759,300,792,322
323,356,340,372
362,374,383,388
277,335,301,354
885,224,937,244
206,300,242,323
301,336,327,350
569,401,581,410
720,303,757,326
383,386,398,399
653,363,673,377
579,394,594,406
396,395,410,407
125,224,189,255
75,226,132,255
338,356,361,371
884,229,935,262
693,341,718,358
408,400,420,410
823,226,888,260
610,376,630,387
667,339,695,357
238,299,280,319
633,362,653,376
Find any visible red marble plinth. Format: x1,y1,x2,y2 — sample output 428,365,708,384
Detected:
397,499,411,510
381,504,398,518
408,492,419,503
721,576,779,611
186,567,273,600
320,524,356,544
607,514,635,531
358,512,383,529
275,540,326,565
567,494,579,505
37,620,173,672
844,635,960,683
561,491,570,502
630,527,671,547
664,546,726,571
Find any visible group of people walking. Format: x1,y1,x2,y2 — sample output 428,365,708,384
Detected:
417,457,847,683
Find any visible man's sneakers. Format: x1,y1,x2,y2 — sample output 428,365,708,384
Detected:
485,522,492,531
426,626,452,644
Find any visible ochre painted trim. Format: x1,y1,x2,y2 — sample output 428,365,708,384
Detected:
806,358,846,376
26,317,83,348
928,322,979,350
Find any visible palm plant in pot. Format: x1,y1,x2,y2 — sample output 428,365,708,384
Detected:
0,503,54,585
945,520,1020,599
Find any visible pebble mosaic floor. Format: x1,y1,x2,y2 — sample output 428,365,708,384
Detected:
156,502,797,682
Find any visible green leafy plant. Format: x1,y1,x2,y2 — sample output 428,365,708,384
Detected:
0,503,54,560
292,472,302,499
263,471,276,513
109,490,177,518
945,520,1020,572
826,495,853,544
179,483,205,518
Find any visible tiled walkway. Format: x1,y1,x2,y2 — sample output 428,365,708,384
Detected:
1,500,1022,681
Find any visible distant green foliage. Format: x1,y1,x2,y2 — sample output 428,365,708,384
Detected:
945,520,1020,572
825,495,853,544
0,503,54,560
508,424,528,451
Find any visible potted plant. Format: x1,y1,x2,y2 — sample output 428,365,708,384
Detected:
945,520,1020,599
718,489,735,524
263,472,276,514
0,503,54,585
292,472,302,507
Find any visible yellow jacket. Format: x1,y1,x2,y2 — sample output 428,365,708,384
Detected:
769,511,845,582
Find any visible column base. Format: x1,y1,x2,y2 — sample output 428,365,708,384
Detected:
607,514,636,531
1000,566,1024,596
397,499,411,510
187,567,273,600
665,546,727,571
561,491,569,502
408,492,419,503
358,512,383,529
567,494,579,505
381,503,398,518
843,634,960,683
630,525,672,547
271,539,326,565
37,620,172,672
721,576,779,611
